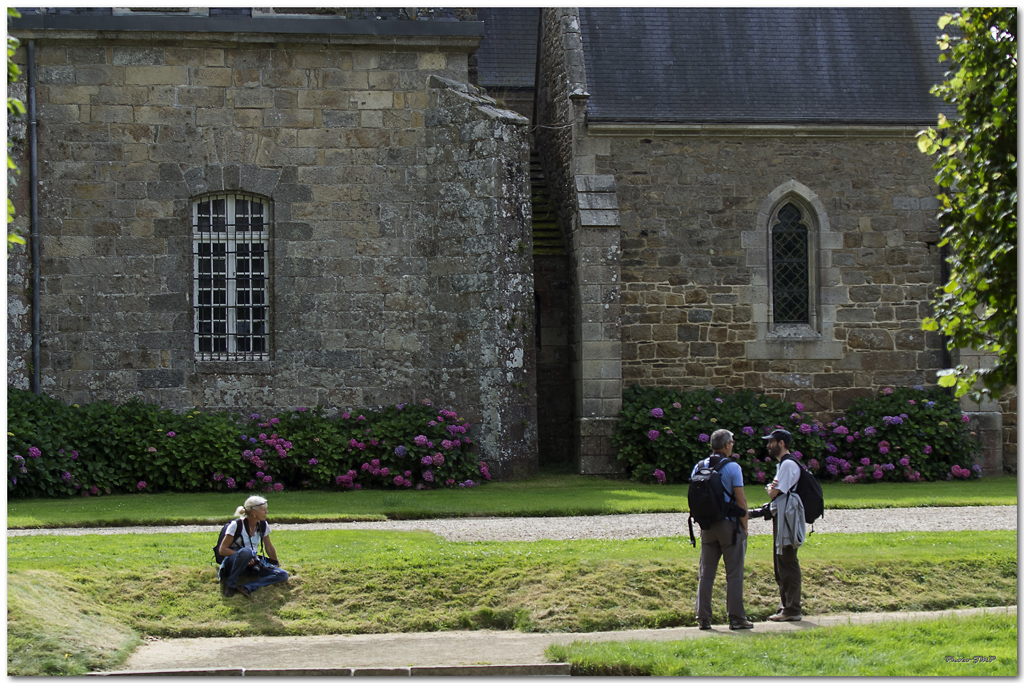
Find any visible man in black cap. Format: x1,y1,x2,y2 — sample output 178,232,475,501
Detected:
763,428,804,622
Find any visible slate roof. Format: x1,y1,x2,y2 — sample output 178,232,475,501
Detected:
476,7,539,90
579,7,955,124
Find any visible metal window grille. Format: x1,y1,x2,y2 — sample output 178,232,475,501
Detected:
771,202,810,324
193,194,270,360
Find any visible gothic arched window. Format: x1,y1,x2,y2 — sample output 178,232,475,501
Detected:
770,202,811,325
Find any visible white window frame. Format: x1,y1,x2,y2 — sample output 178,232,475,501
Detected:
192,193,271,361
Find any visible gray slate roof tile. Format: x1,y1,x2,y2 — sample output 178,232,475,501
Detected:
476,7,540,90
579,7,956,124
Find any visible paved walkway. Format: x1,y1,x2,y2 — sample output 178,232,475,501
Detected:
104,606,1015,676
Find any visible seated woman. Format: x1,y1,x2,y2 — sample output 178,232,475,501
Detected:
217,495,289,597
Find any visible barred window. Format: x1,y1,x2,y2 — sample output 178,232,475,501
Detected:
193,194,270,360
770,202,810,325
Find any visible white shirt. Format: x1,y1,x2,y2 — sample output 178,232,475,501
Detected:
230,518,269,554
769,456,801,513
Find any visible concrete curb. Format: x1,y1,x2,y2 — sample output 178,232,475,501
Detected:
90,664,573,676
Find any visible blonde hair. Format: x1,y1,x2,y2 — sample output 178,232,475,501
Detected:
234,495,268,519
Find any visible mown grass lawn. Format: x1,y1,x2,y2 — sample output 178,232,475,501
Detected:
6,473,1018,675
8,528,1017,674
546,612,1017,676
7,473,1017,528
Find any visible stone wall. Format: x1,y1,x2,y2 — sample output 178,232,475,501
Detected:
8,25,537,479
536,9,623,474
596,127,1016,473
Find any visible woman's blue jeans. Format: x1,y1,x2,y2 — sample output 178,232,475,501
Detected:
219,547,289,593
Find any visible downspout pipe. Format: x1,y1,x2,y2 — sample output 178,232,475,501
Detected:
28,40,40,394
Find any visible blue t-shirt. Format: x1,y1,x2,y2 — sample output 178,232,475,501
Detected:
691,456,744,516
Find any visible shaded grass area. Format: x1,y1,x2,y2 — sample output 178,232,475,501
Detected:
8,571,140,676
7,474,1017,528
8,530,1016,648
546,612,1017,676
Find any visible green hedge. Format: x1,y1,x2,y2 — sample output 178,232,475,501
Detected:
613,385,981,485
7,388,489,498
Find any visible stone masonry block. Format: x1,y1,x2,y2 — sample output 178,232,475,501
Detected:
580,209,619,227
575,175,616,193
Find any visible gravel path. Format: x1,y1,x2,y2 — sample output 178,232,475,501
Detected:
8,506,1016,541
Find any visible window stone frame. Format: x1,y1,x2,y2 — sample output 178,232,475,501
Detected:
742,180,845,360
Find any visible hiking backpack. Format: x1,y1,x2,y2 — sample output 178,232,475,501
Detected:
687,455,735,547
213,518,267,564
781,454,824,525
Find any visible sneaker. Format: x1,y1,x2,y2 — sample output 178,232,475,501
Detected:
220,582,236,598
768,613,802,622
698,619,711,631
729,619,754,630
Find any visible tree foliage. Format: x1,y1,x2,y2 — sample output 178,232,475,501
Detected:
7,6,26,251
917,8,1017,400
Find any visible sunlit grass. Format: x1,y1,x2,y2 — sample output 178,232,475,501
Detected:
7,473,1016,528
8,529,1016,641
546,612,1017,676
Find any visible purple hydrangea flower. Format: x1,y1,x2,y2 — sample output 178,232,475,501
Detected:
28,447,41,458
137,481,147,491
743,426,755,436
414,435,428,447
421,455,434,466
309,458,318,466
653,469,666,484
395,445,408,458
650,408,664,418
698,433,709,443
648,430,660,441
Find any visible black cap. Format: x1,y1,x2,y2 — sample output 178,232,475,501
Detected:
762,429,793,445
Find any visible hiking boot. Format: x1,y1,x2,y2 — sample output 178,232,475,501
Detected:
768,612,802,622
729,618,754,630
698,619,711,631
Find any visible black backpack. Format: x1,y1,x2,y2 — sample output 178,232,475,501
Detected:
687,455,736,547
781,454,824,524
213,518,267,564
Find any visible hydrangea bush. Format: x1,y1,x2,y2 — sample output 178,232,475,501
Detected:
614,384,982,485
7,388,489,498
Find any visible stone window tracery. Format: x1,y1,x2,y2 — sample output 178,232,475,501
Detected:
192,193,271,360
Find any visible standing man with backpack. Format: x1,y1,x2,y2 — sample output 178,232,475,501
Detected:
764,429,805,622
690,428,754,631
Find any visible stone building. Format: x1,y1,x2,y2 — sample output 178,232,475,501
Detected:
9,7,1016,478
529,7,1015,475
7,7,538,479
